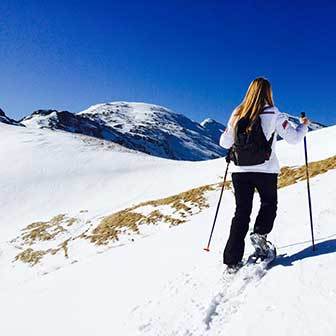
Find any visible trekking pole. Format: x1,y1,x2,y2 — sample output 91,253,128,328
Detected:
301,112,316,251
204,154,231,252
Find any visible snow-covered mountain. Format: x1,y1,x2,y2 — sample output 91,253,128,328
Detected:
21,102,227,161
78,102,228,160
0,120,335,335
200,118,226,143
0,108,23,126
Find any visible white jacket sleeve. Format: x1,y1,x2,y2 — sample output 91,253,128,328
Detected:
219,111,236,149
219,126,234,149
275,113,308,144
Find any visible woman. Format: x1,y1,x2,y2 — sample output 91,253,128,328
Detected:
219,77,309,272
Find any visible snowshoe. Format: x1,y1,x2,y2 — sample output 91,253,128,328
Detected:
249,233,277,264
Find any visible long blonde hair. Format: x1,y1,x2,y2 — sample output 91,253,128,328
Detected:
230,77,274,132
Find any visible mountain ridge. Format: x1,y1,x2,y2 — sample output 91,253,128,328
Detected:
0,102,327,161
21,102,227,161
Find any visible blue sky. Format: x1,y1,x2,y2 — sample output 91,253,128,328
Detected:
1,0,336,125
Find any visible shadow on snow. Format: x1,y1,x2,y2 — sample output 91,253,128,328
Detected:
273,239,336,267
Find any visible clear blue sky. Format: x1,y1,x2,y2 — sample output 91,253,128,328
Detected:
1,0,336,125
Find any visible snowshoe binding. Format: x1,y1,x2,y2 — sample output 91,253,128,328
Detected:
249,233,277,264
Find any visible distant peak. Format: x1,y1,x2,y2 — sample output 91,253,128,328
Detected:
201,118,225,128
201,118,218,125
78,101,175,116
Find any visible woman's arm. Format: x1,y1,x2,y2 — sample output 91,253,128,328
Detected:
219,127,234,149
275,113,309,144
219,112,236,149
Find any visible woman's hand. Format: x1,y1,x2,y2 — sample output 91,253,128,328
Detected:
299,117,310,126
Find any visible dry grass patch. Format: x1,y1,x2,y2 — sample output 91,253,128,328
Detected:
88,184,215,245
139,184,215,213
14,239,71,266
87,211,144,245
278,155,336,188
13,215,81,266
15,248,48,266
216,180,232,191
19,214,78,245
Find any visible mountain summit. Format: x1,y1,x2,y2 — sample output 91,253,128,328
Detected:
78,102,227,160
200,118,226,143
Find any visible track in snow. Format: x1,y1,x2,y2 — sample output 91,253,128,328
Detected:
130,257,272,336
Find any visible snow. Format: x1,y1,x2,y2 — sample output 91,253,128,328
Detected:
79,102,165,134
21,111,59,128
0,122,226,240
0,122,335,335
79,101,175,119
276,125,336,166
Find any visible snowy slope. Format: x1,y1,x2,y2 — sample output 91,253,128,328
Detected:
2,170,336,336
0,123,335,336
0,122,231,240
127,169,336,336
276,125,335,166
1,122,332,240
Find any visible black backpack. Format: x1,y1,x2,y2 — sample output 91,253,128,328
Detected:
229,112,275,166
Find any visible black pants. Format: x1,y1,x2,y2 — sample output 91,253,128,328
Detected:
223,172,278,265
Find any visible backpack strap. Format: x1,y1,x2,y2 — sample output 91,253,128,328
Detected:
260,107,275,145
248,106,275,130
260,106,275,115
267,132,275,146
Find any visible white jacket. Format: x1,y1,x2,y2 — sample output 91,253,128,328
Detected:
219,106,308,173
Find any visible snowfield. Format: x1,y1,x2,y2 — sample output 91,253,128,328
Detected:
0,123,335,336
0,123,224,240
